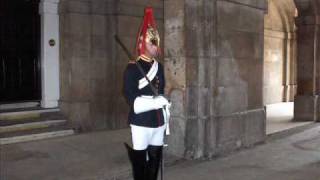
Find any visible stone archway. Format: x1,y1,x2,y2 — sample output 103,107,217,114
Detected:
264,0,299,135
264,0,297,105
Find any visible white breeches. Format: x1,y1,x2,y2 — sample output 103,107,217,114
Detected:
130,124,166,150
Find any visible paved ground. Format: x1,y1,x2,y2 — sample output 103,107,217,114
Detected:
266,102,312,135
1,124,320,180
0,129,135,180
164,125,320,180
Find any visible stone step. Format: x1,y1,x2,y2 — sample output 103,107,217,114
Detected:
0,108,74,145
0,129,75,145
0,119,67,134
1,122,72,138
0,112,65,126
0,102,40,111
0,108,60,121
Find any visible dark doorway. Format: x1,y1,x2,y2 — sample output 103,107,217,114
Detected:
0,0,41,103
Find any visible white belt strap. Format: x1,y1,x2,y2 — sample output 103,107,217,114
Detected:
138,61,158,89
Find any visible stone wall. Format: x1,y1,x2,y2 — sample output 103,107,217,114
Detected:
165,0,267,158
59,0,164,131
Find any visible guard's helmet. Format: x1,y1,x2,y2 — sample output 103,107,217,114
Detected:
136,7,161,57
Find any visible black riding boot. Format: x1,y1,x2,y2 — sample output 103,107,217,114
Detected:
146,145,163,180
131,149,147,180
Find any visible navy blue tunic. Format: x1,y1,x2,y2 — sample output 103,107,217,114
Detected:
123,58,165,128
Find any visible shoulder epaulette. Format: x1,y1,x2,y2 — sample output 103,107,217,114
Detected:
128,60,136,64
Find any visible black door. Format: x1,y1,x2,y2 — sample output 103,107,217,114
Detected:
0,0,41,103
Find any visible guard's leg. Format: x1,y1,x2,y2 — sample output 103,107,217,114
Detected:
147,125,166,180
132,149,147,180
147,145,163,180
130,125,152,180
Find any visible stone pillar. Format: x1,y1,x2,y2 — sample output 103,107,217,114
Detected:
39,0,60,108
164,0,187,158
165,0,267,159
294,1,320,121
283,32,297,102
263,29,293,104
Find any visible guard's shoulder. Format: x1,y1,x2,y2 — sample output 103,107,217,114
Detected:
128,60,136,64
125,62,138,73
126,60,137,67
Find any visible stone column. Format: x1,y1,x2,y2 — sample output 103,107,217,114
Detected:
39,0,60,108
164,0,187,158
294,1,320,121
165,0,267,159
283,32,297,102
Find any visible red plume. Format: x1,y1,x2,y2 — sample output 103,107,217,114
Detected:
136,7,158,56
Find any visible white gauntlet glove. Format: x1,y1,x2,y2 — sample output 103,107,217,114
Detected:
133,96,169,114
154,96,170,109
